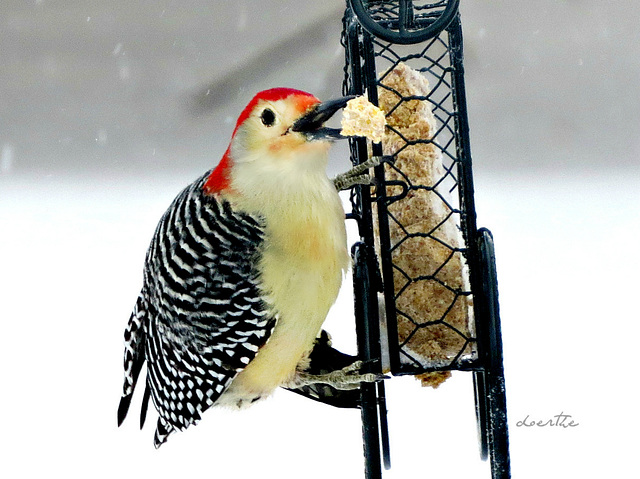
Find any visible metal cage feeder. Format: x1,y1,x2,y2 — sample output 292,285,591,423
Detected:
324,1,509,478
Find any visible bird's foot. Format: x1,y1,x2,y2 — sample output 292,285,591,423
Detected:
290,360,387,390
332,156,392,191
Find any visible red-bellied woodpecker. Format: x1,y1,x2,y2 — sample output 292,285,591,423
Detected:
117,88,381,448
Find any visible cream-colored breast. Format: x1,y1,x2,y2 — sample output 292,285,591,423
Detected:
222,180,349,404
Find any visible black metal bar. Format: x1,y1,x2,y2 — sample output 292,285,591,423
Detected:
344,19,385,479
349,24,393,473
473,370,489,460
345,20,376,242
359,384,382,479
377,381,392,470
352,242,383,479
448,15,480,294
345,19,384,478
398,0,412,35
477,229,510,478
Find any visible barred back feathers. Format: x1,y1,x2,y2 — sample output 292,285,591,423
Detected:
118,172,275,448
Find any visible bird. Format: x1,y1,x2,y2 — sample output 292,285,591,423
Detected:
117,87,381,448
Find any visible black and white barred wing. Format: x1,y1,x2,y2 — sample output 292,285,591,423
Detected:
118,174,274,448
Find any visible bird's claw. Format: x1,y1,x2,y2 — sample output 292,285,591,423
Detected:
290,359,387,391
332,156,394,191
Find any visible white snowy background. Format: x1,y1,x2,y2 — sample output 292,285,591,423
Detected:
1,1,638,478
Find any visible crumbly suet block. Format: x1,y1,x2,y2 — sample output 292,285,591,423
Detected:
416,371,452,389
375,63,474,382
340,96,386,143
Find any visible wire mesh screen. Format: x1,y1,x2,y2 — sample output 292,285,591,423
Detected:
343,7,478,375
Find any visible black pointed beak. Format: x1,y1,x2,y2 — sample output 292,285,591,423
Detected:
291,95,355,141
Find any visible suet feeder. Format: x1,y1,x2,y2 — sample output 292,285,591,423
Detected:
296,2,511,478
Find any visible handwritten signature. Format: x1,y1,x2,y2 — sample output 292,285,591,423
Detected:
516,412,579,428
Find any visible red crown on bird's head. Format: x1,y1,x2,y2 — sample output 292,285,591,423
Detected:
205,88,320,195
232,88,319,136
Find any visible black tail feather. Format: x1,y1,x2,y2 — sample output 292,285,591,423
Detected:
140,380,151,429
117,353,145,426
117,394,133,427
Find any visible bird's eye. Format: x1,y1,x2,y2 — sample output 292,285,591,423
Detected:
260,108,276,127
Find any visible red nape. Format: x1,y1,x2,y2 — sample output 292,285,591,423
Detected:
203,147,232,195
